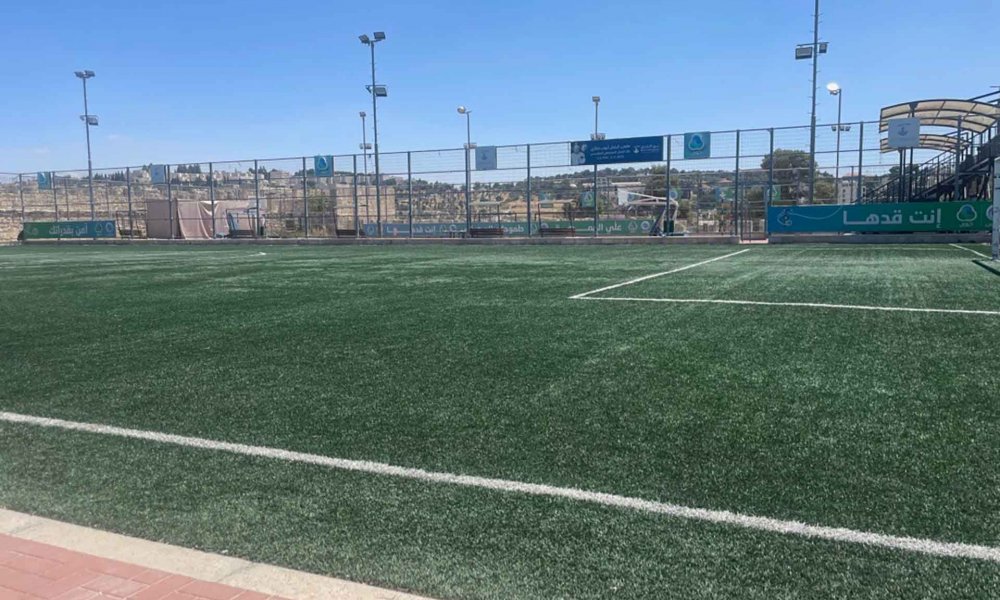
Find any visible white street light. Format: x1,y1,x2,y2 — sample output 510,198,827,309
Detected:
360,32,387,236
74,70,97,221
458,106,473,230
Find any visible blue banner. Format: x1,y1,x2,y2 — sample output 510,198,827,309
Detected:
570,136,663,166
37,172,52,191
767,202,994,233
23,220,117,239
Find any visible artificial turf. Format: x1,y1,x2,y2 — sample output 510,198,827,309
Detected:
0,243,998,598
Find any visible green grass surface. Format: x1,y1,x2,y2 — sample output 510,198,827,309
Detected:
1,243,998,598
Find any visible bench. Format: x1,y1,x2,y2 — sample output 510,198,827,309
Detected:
468,227,505,238
540,227,576,237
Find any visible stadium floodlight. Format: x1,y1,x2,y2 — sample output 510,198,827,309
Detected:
360,31,387,235
74,69,97,222
826,81,841,94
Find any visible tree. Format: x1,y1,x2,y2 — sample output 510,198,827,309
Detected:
760,149,816,203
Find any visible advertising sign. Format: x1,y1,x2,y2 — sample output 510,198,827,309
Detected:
313,155,334,177
683,132,712,159
37,172,52,191
570,136,663,166
23,220,117,239
363,219,655,237
150,165,167,184
767,201,993,233
887,118,920,150
475,146,498,171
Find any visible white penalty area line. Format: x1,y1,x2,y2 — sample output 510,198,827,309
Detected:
576,296,1000,317
950,243,992,259
570,249,752,300
1,411,997,564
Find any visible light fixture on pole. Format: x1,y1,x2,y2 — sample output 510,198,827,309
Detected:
359,32,387,236
457,106,475,231
74,70,97,221
826,82,851,202
794,0,828,203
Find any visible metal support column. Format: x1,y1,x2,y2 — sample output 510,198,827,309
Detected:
301,157,309,238
18,174,25,227
735,130,742,238
331,156,338,234
208,163,215,238
524,144,531,237
955,118,963,201
992,157,999,260
807,0,820,204
464,147,472,233
52,175,59,224
407,151,413,238
167,165,173,239
126,167,133,238
856,122,864,204
665,135,672,235
353,155,360,236
592,165,599,237
767,129,774,234
253,159,261,237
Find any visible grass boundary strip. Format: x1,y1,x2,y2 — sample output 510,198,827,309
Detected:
575,296,1000,316
1,411,998,564
569,249,751,299
949,243,991,259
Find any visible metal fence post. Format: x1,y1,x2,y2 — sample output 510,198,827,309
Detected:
665,135,672,235
167,165,173,239
126,167,133,238
18,174,25,227
407,151,413,238
353,155,360,237
208,163,216,238
526,145,532,237
767,129,774,234
592,163,599,238
301,156,309,238
955,118,963,201
856,122,864,204
52,176,59,223
253,159,261,237
734,129,741,238
330,156,337,234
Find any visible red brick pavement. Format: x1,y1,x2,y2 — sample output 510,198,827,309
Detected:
0,534,289,600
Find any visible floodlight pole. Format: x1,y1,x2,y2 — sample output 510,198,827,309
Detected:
465,110,472,231
361,112,370,228
592,97,600,237
808,0,819,204
370,42,382,237
76,71,96,221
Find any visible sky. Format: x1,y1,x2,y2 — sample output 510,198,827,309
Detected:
1,0,997,173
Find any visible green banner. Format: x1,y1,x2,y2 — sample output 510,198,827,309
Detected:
768,201,994,233
23,221,117,239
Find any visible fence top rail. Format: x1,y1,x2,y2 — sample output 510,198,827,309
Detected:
7,119,910,177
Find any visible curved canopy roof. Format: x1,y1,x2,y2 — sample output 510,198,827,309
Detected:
879,99,1000,133
879,134,972,154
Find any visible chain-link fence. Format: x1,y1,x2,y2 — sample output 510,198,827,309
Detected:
4,118,994,241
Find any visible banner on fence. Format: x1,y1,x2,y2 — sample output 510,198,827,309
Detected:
23,220,117,239
768,201,994,233
570,137,663,166
364,219,655,237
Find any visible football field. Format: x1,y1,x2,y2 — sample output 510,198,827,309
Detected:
1,243,998,599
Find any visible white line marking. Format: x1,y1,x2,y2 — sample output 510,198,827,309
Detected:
576,296,1000,316
0,411,997,563
569,249,752,299
950,243,991,259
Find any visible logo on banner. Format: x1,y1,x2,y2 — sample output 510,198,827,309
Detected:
684,132,711,159
314,155,333,177
475,146,498,171
150,165,167,184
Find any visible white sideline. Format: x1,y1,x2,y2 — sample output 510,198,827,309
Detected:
569,249,751,299
1,411,998,564
575,296,1000,316
950,243,991,259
